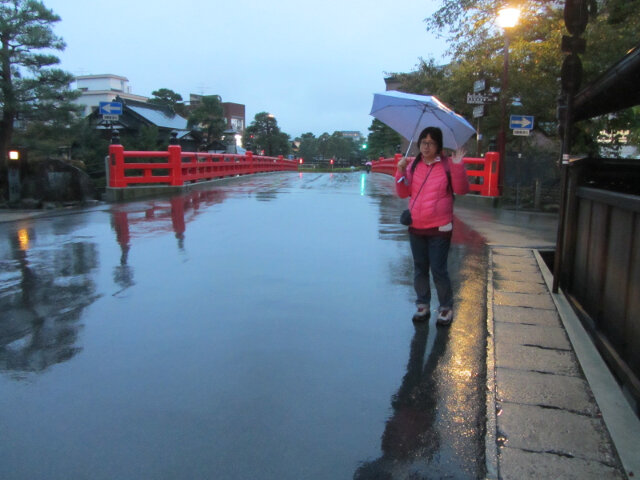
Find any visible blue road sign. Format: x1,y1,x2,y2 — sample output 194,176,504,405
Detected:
510,115,534,130
99,101,123,115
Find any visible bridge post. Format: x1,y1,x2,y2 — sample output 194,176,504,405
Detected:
109,132,126,188
168,132,183,186
484,151,500,196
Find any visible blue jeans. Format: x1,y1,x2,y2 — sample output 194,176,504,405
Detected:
409,233,453,309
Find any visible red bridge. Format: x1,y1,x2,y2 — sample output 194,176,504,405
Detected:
107,141,499,199
371,152,500,197
108,142,299,189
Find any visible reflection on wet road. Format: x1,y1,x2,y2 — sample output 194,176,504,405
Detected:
0,172,488,479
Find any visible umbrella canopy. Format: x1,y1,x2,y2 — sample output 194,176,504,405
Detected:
369,91,476,152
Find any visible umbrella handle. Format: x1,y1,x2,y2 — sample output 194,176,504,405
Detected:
404,109,426,158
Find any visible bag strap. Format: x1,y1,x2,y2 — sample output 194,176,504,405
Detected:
409,156,453,202
409,166,434,210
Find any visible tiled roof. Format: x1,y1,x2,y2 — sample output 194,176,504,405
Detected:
128,105,188,130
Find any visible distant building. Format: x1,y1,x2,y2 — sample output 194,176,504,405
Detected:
190,95,246,135
221,102,245,134
73,74,148,116
384,76,403,92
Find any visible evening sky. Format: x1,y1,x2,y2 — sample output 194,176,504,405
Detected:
43,0,450,138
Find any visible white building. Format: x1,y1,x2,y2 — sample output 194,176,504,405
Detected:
73,74,148,116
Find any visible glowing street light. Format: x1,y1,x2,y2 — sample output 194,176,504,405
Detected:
497,7,520,29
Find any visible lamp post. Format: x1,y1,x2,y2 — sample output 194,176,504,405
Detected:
496,7,520,194
266,113,275,156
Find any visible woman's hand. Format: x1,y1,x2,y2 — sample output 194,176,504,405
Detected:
397,156,409,171
451,147,466,164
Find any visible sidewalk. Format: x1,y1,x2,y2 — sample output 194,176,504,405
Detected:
455,204,639,480
0,208,49,223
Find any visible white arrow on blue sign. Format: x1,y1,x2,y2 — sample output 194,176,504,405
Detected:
509,115,534,130
99,101,123,115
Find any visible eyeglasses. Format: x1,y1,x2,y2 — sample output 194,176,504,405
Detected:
421,141,437,148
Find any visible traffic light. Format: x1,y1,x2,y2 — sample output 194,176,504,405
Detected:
361,143,367,150
299,158,304,164
330,159,334,165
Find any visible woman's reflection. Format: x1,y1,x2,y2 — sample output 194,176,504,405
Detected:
354,323,450,478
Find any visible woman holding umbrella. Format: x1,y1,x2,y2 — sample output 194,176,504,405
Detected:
395,126,469,325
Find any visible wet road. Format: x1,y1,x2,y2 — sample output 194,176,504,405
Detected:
0,172,488,480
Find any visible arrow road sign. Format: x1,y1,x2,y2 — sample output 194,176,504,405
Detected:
99,101,123,115
509,115,534,130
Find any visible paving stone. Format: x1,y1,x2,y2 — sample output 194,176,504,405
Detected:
493,252,535,263
493,254,536,266
495,342,581,376
492,247,533,257
495,322,571,350
496,368,598,415
493,279,548,294
493,262,541,274
494,291,556,309
493,305,561,327
497,403,618,465
493,269,545,284
499,447,625,480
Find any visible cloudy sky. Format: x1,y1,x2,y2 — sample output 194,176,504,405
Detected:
43,0,450,138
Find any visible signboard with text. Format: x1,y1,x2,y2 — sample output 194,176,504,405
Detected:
467,93,498,104
513,129,531,136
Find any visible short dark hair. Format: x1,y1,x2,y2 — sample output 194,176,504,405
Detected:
417,127,443,154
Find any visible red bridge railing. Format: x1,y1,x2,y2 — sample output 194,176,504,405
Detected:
108,143,299,188
371,152,500,197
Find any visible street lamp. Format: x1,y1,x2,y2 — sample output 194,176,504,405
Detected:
266,113,275,156
496,6,520,194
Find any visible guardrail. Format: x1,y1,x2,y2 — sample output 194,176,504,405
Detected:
371,152,500,197
108,143,299,188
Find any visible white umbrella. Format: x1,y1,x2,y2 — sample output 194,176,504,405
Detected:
370,91,476,154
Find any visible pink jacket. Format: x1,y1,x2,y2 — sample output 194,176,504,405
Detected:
395,156,469,229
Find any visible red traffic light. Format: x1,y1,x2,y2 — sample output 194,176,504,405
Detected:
330,159,334,165
299,158,304,164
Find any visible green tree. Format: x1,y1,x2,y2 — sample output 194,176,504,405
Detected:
187,94,225,146
327,132,358,163
366,119,402,159
419,0,640,151
149,88,186,116
1,0,80,190
297,132,318,163
316,132,331,160
243,112,291,156
68,118,109,185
